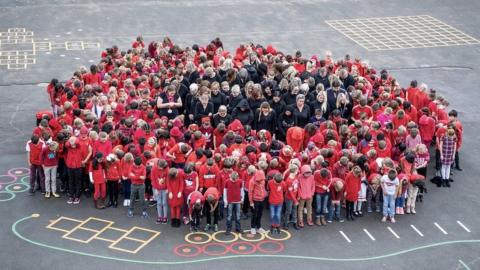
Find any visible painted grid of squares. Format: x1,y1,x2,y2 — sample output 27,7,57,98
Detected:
325,15,480,51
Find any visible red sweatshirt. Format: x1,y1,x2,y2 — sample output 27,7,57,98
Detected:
27,141,44,165
345,172,361,201
65,139,84,168
224,178,243,203
151,166,168,190
313,171,332,193
268,180,286,205
40,147,58,167
105,160,121,180
129,164,146,185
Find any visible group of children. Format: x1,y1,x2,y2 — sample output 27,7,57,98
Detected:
26,36,464,235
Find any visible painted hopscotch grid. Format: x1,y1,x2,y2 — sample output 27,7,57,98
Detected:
47,216,161,254
0,28,100,69
325,15,480,51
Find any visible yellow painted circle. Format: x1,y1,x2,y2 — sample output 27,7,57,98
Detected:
31,213,40,218
211,231,239,243
184,232,212,245
264,229,292,241
238,229,266,242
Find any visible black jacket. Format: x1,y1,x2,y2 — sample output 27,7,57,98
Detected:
253,110,277,134
232,99,254,126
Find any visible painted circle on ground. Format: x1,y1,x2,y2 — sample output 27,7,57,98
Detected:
229,241,256,255
5,183,29,193
264,229,292,241
0,175,17,185
7,168,29,177
0,191,15,202
173,244,202,257
20,176,30,185
238,230,266,242
256,240,285,254
211,231,239,243
201,242,230,256
184,232,212,245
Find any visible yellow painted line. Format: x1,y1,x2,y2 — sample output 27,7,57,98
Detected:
95,237,115,243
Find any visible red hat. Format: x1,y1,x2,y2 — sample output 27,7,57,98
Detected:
266,45,277,55
188,124,199,132
170,126,183,138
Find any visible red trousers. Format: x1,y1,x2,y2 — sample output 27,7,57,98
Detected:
94,182,106,200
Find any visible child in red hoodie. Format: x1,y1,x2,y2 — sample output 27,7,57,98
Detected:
268,173,287,234
248,169,267,235
127,157,147,218
313,168,332,225
105,153,121,208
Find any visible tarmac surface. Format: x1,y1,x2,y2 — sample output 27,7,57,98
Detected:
1,0,480,269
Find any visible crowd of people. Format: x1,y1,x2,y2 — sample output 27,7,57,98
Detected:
26,36,464,235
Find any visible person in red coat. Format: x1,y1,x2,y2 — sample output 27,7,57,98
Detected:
151,159,169,224
105,153,121,208
188,191,205,232
89,152,107,209
418,108,435,147
26,134,45,195
128,157,147,218
345,166,362,221
167,168,184,227
65,136,86,204
286,126,305,152
328,178,345,223
203,186,220,232
182,163,199,225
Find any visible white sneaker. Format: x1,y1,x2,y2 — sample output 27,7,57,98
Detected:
250,228,256,235
390,217,396,223
123,200,128,207
411,208,416,214
258,228,266,234
381,216,387,222
126,199,131,206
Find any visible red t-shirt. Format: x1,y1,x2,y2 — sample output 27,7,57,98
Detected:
89,163,105,184
224,179,242,203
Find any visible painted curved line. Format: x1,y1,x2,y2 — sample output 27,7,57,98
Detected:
12,215,480,265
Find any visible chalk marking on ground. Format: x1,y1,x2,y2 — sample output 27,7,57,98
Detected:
457,221,471,233
387,227,400,239
339,231,351,243
459,259,471,270
363,229,375,241
410,225,424,237
434,222,448,235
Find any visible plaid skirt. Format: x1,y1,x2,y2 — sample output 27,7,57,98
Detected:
441,136,456,165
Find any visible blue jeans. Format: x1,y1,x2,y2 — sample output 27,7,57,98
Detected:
154,189,168,218
122,179,131,199
226,203,241,232
383,194,395,218
315,192,330,218
269,204,282,226
328,202,341,221
282,200,297,226
395,196,405,208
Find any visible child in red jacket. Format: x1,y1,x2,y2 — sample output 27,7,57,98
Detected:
105,153,121,208
127,157,147,218
268,173,287,234
328,178,345,223
345,166,362,221
89,152,106,209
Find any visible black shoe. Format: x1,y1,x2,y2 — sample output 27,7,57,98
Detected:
171,219,176,227
106,201,113,208
445,181,451,187
455,167,463,171
293,223,300,230
282,223,289,230
442,180,446,187
449,178,454,182
113,201,118,208
225,230,232,236
29,189,34,196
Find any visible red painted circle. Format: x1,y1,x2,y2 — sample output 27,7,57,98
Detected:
173,244,202,257
229,241,256,255
201,242,230,256
256,240,285,254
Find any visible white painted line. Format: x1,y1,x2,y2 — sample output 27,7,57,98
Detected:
66,32,72,35
37,83,48,87
43,38,49,41
363,228,375,241
45,52,51,55
60,54,65,57
410,225,424,237
77,29,83,32
55,35,61,38
457,221,471,233
74,57,80,60
88,60,94,63
339,231,351,243
434,222,448,235
387,227,400,239
459,260,471,270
